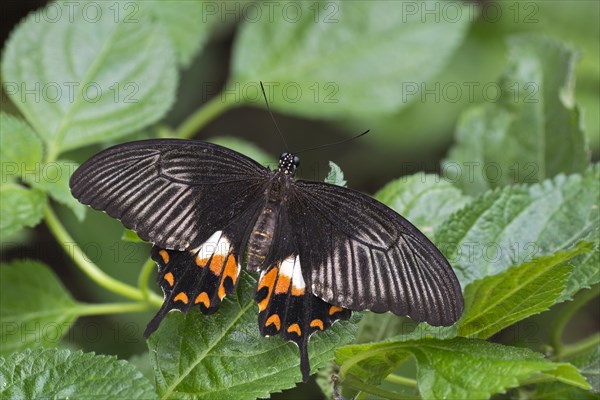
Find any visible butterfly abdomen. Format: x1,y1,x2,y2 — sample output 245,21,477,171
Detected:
247,205,277,271
246,177,288,272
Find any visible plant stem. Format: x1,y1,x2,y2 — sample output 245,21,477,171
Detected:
551,284,600,357
175,94,236,139
139,257,162,307
385,373,418,388
554,332,600,361
72,301,150,316
44,205,162,305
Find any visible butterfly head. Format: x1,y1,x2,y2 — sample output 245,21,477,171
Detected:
278,152,300,176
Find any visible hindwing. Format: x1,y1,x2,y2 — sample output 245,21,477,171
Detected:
252,209,351,382
144,198,265,337
255,255,350,382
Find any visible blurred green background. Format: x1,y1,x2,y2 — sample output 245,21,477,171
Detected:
1,1,598,398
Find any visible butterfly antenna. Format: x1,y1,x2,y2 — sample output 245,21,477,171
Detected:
260,81,289,151
294,129,370,154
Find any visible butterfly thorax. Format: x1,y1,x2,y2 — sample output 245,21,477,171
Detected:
246,154,297,272
277,152,300,176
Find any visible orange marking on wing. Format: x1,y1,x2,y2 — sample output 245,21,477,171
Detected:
287,323,301,336
258,267,278,289
208,254,226,276
174,292,189,304
258,267,278,312
274,275,291,294
291,284,305,296
163,272,174,287
195,256,208,268
218,255,239,300
310,319,324,330
159,250,170,264
265,314,281,331
194,292,210,308
329,306,343,315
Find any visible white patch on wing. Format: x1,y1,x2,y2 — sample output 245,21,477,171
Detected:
191,230,229,261
279,255,305,293
291,256,305,290
279,256,295,279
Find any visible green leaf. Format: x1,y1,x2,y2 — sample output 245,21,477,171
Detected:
336,338,590,400
376,173,471,237
1,1,177,155
544,363,596,392
571,345,600,392
0,112,43,183
23,159,86,221
128,352,154,383
353,313,406,345
535,345,600,398
0,348,157,399
522,2,600,154
435,166,600,288
0,113,84,220
147,0,220,68
207,136,275,166
0,260,76,355
458,243,591,339
148,272,359,399
579,346,600,393
444,34,589,195
230,1,471,118
561,237,600,301
122,228,145,243
324,161,346,187
0,185,46,239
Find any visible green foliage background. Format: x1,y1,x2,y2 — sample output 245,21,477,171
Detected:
0,1,598,399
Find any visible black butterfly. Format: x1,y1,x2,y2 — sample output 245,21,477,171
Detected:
69,139,464,382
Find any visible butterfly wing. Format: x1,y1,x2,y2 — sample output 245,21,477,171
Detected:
70,139,271,334
253,208,351,382
144,196,265,338
70,139,269,250
287,180,464,326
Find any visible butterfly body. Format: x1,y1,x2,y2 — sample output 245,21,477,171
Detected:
247,167,292,272
70,139,464,382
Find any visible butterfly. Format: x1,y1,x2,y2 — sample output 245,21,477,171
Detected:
69,139,464,382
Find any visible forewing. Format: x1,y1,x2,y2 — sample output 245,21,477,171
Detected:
70,139,269,249
288,180,464,326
